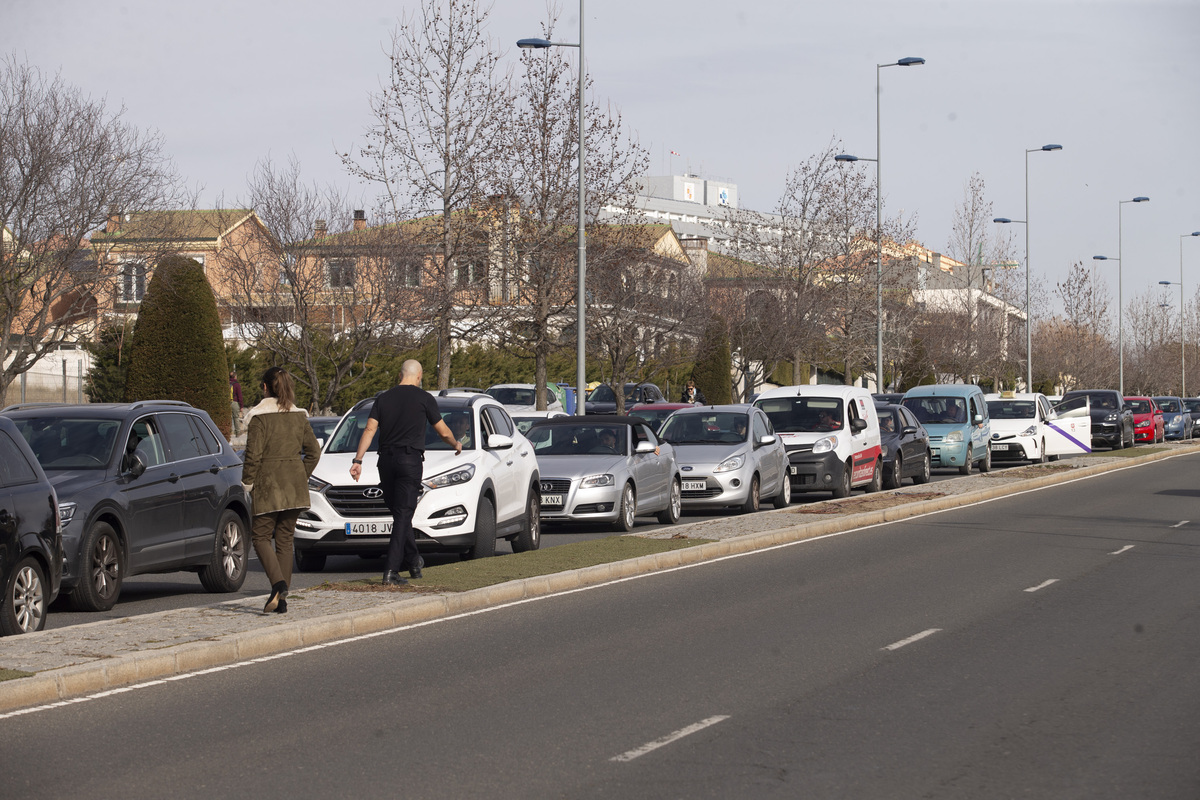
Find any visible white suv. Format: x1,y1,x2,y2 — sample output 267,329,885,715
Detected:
296,394,540,570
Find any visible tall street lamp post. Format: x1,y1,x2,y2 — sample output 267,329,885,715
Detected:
1170,231,1200,396
1095,196,1150,395
519,1,587,415
836,55,924,392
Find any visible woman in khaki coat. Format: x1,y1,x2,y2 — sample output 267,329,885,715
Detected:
241,367,321,614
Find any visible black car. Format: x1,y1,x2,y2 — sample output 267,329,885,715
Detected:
585,383,666,414
875,404,932,489
872,392,905,405
0,417,62,635
2,401,251,612
1059,389,1134,449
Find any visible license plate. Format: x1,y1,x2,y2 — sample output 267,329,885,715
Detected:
682,480,707,491
345,521,392,535
990,443,1009,451
541,494,564,506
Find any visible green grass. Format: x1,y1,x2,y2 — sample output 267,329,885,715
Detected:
0,668,34,682
317,534,713,594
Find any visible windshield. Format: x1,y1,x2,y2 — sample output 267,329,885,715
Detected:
13,416,121,470
526,423,627,455
586,384,639,403
877,409,900,433
326,404,476,453
1155,398,1181,413
487,387,536,406
1126,399,1153,414
1065,392,1117,410
755,397,844,433
1184,399,1200,413
987,400,1036,420
660,412,749,444
901,396,968,425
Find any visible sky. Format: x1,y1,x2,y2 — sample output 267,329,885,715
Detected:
4,0,1198,316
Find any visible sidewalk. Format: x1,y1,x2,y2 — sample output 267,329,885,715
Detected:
0,446,1190,713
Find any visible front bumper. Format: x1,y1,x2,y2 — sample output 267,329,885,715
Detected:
678,468,753,508
537,477,620,523
989,436,1037,461
929,439,969,468
1091,422,1122,445
786,452,845,494
296,482,480,553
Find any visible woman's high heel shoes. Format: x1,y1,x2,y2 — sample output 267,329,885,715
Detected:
264,581,288,614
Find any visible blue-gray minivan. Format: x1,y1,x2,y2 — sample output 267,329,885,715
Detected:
901,385,992,474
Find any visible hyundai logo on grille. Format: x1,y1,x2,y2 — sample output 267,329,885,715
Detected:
364,487,384,499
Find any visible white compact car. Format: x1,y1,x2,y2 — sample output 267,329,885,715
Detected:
295,394,540,569
985,392,1092,463
485,384,564,413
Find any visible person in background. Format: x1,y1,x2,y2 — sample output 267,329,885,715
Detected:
229,371,244,437
680,379,707,405
241,367,321,614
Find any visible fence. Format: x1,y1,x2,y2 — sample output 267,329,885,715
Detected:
2,354,90,407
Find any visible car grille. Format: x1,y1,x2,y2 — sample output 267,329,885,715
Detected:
539,479,572,495
927,435,944,443
785,443,815,454
683,488,724,499
327,486,390,517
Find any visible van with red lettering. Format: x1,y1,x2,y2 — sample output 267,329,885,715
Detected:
753,385,883,498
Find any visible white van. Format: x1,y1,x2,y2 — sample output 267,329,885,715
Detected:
753,385,883,498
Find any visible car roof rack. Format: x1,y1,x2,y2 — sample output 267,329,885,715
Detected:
129,400,194,409
0,402,73,412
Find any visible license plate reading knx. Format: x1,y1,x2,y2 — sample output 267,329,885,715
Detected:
346,522,392,535
541,494,564,506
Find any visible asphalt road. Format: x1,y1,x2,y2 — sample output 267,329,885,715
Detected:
8,453,1198,797
41,465,970,630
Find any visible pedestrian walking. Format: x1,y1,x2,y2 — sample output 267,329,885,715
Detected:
229,371,244,437
241,366,321,614
350,359,461,586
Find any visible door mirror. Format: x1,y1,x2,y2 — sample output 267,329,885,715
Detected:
486,434,514,450
634,440,656,454
850,418,867,432
757,434,777,446
122,451,147,478
901,425,918,435
973,414,984,425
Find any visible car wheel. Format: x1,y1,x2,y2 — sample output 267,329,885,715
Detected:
613,483,637,532
977,446,992,473
912,450,932,484
69,521,123,612
865,459,882,493
883,453,902,490
959,448,973,475
295,551,327,572
740,474,761,514
657,478,682,524
831,461,852,498
1034,439,1046,465
511,488,542,553
466,497,497,559
199,510,248,593
1114,431,1124,450
1,557,48,635
771,472,792,508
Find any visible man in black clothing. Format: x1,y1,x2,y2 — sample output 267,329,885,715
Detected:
350,360,461,585
680,379,706,404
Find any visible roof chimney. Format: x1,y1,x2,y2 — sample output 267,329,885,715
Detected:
353,209,366,231
314,219,327,239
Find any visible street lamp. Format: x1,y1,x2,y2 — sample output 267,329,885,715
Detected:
1176,231,1200,396
1111,196,1150,395
519,1,587,415
837,55,925,392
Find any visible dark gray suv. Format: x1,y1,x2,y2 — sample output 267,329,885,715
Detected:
2,401,250,611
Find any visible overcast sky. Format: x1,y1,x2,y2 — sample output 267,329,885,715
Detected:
4,0,1198,315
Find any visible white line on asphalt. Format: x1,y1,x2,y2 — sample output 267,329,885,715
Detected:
1024,579,1059,592
883,628,941,651
1109,545,1135,555
610,715,730,762
1171,520,1189,528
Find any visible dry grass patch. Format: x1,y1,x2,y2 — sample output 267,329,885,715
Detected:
792,491,946,515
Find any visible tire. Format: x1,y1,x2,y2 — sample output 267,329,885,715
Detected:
739,474,761,514
510,488,542,553
465,497,497,559
883,453,902,490
977,445,992,473
912,451,932,484
69,521,123,612
1114,431,1124,450
656,478,682,524
1,557,48,635
613,483,636,532
831,461,852,498
865,459,882,493
959,448,973,475
295,550,327,572
1034,439,1046,464
771,472,793,508
199,510,248,593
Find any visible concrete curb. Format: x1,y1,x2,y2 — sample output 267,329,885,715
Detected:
1,446,1192,714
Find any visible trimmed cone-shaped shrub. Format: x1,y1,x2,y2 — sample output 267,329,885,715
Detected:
125,256,232,436
692,316,732,404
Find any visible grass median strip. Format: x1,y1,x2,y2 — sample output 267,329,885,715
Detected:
313,534,715,594
0,669,34,683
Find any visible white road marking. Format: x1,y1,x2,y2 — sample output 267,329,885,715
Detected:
1109,545,1135,555
883,628,942,651
1171,520,1189,528
1024,579,1059,593
610,715,730,762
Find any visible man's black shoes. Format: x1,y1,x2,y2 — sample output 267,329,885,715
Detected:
409,555,424,580
382,571,408,586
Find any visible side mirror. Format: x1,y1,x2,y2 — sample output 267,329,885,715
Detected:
973,414,984,425
486,434,514,450
316,437,327,448
634,440,656,454
901,425,918,435
757,434,777,446
850,418,867,432
123,451,147,478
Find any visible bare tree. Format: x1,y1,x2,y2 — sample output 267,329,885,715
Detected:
342,0,510,390
1035,261,1114,392
1124,286,1177,394
0,58,181,396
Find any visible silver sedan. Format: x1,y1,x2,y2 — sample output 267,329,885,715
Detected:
658,405,790,513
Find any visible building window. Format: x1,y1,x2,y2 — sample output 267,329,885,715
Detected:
454,260,483,288
392,257,422,288
328,258,354,289
120,262,146,302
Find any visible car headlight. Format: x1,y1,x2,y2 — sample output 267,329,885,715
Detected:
58,502,77,526
308,475,330,492
812,435,837,454
714,454,745,473
580,473,615,489
943,430,964,443
422,463,476,490
1020,425,1037,437
1136,419,1149,428
1104,413,1118,422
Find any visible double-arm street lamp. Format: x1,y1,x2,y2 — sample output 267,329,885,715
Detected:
994,144,1062,391
835,55,924,392
518,1,586,415
1163,231,1200,396
1093,196,1150,395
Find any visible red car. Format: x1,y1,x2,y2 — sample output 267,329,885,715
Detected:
1125,396,1164,443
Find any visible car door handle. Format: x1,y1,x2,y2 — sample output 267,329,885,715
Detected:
506,459,514,466
168,473,180,483
209,464,220,474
